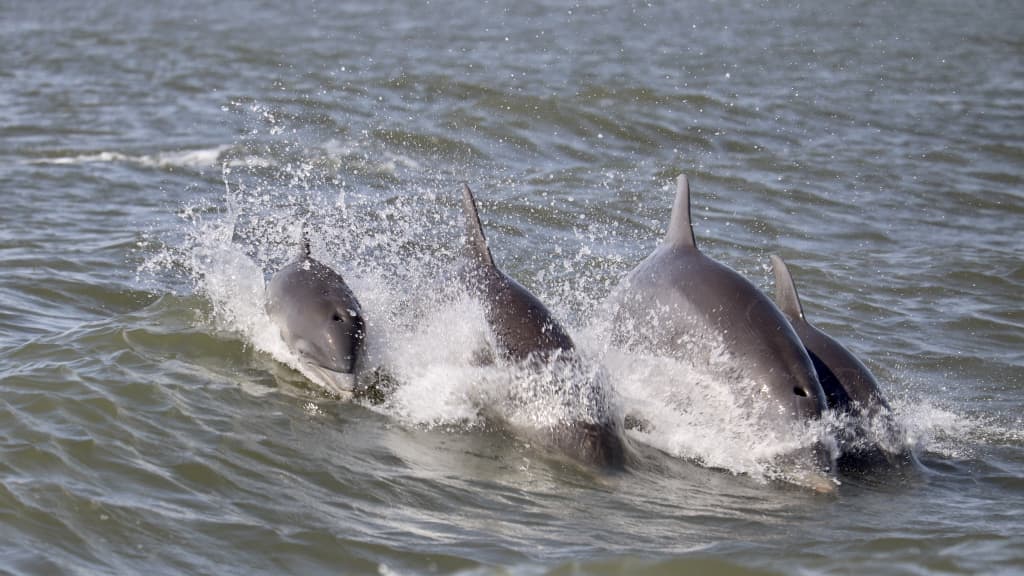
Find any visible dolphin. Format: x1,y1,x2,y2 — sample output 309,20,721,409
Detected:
460,184,573,363
265,239,365,397
460,183,626,469
770,255,916,469
769,255,887,414
607,174,832,488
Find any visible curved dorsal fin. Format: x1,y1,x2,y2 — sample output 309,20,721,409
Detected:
460,183,496,268
770,254,806,322
664,174,697,249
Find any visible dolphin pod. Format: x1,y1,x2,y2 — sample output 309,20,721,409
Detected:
262,174,907,483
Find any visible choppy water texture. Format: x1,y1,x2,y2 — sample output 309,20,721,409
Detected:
2,1,1022,574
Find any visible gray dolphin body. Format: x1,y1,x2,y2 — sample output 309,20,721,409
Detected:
770,255,916,469
266,241,365,396
460,184,626,469
608,175,831,485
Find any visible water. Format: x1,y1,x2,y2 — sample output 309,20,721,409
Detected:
2,0,1022,574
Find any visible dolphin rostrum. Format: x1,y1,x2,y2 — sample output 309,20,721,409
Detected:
460,183,626,468
266,238,365,397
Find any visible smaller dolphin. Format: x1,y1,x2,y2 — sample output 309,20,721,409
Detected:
460,183,626,469
770,255,916,469
266,239,365,397
770,255,888,414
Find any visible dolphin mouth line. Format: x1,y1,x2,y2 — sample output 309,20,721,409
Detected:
296,360,358,397
312,363,351,375
294,351,353,376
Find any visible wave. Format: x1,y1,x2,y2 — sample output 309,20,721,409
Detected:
21,139,425,182
26,146,231,169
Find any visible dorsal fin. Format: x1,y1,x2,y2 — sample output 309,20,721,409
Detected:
664,174,697,248
770,254,806,322
460,183,496,268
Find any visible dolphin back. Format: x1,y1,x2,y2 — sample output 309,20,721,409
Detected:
767,254,913,471
769,255,887,413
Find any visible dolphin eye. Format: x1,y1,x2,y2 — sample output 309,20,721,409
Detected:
793,387,808,397
331,313,342,322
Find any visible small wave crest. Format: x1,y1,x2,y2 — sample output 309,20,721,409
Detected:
27,146,231,169
24,135,423,182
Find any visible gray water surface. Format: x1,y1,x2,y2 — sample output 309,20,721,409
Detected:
2,1,1022,574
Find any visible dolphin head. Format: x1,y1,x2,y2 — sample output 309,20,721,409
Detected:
266,252,366,395
286,303,365,396
744,325,828,421
293,298,365,375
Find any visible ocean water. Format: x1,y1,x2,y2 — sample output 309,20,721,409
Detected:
1,1,1022,574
